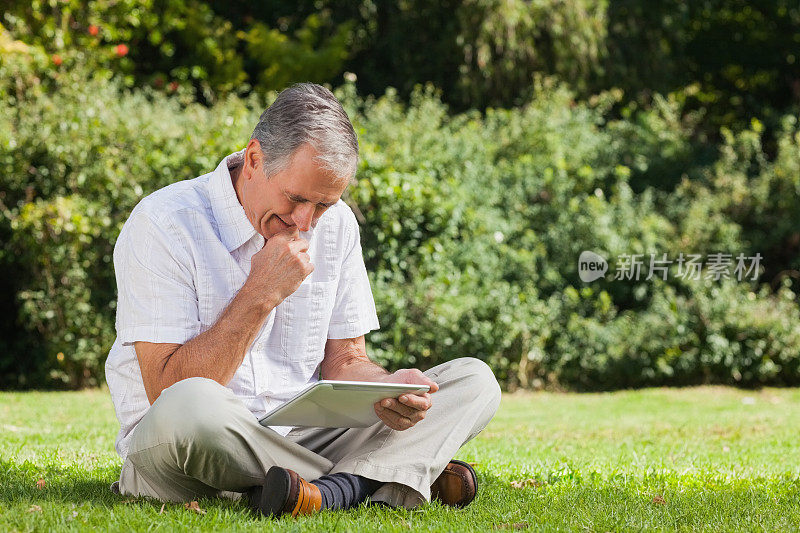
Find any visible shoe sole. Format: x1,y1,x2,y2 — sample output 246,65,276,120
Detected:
261,466,293,517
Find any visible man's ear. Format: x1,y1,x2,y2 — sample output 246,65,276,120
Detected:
244,139,264,180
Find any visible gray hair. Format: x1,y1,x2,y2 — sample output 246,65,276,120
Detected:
250,83,359,182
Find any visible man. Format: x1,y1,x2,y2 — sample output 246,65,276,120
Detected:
105,83,501,516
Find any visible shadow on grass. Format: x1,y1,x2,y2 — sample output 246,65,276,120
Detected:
0,455,515,519
0,456,126,506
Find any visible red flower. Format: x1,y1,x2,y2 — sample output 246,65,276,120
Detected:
88,25,99,36
169,81,179,92
52,54,63,66
115,44,129,57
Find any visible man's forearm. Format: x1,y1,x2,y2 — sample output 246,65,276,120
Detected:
158,281,277,393
320,337,389,381
325,357,389,381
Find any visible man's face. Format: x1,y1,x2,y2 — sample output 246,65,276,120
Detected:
237,140,349,240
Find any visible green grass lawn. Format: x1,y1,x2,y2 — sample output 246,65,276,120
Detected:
1,386,799,531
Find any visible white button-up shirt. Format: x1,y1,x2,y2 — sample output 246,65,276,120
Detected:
105,149,380,460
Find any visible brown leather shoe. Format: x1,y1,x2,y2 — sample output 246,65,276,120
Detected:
247,466,322,517
430,460,478,508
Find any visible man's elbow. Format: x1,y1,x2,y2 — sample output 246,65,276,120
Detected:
134,341,182,405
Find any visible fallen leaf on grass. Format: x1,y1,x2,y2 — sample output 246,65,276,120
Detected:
184,501,206,515
27,505,42,513
495,522,529,529
35,479,46,489
159,503,165,514
510,479,543,489
652,495,667,505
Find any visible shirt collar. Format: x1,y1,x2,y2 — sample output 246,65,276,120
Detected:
207,149,258,253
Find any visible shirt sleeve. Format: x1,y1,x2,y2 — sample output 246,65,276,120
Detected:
113,211,201,346
327,208,381,339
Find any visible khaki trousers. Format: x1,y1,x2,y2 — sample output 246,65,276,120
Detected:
118,357,501,508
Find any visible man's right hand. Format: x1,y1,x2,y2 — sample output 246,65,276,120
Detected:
246,227,313,307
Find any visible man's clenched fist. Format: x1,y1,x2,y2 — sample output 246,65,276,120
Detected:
245,227,313,307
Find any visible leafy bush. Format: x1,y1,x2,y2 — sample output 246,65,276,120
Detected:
664,116,800,286
526,281,800,391
2,39,800,390
0,43,259,387
341,81,800,389
6,196,115,387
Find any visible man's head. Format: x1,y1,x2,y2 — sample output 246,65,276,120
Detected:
233,83,358,240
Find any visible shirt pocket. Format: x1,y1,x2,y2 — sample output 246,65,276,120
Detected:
280,279,337,363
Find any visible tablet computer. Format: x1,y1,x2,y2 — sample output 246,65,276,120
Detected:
258,380,430,428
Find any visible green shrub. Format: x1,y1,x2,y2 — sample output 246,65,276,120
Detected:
3,47,800,390
0,47,260,387
7,196,115,387
607,87,716,192
664,116,800,286
522,281,800,391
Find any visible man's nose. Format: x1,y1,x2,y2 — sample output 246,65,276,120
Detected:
291,203,315,232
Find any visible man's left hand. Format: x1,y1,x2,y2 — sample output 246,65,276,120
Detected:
373,369,439,431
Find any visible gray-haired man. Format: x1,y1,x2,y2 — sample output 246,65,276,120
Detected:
105,83,501,516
